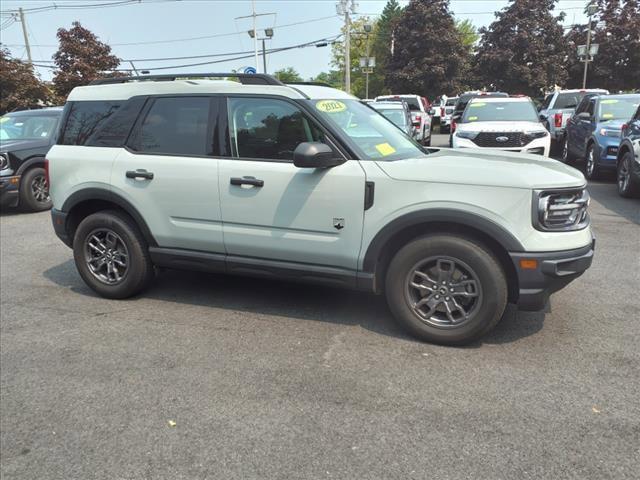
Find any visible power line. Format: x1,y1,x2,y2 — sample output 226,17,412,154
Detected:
29,34,342,72
1,14,339,48
0,0,176,15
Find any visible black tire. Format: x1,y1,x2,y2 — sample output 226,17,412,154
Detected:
19,167,52,212
584,143,601,180
73,210,154,299
617,151,640,198
560,136,575,164
385,234,508,346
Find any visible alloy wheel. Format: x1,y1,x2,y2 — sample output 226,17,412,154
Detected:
84,229,129,285
404,256,483,328
586,147,595,176
31,174,50,203
618,158,630,193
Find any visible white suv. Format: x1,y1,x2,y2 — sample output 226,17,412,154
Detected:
48,73,594,345
375,94,432,146
452,97,551,156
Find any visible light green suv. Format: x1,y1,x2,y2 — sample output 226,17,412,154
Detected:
48,73,594,345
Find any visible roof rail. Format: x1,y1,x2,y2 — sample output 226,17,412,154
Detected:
286,81,333,88
89,73,284,86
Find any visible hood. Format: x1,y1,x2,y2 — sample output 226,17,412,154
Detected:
0,138,51,153
375,148,586,190
597,119,626,130
456,121,545,133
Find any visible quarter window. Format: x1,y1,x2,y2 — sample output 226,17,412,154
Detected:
59,101,121,145
227,97,325,161
131,97,211,156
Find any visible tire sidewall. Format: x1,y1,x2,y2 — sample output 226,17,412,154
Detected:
19,167,52,212
385,235,507,345
73,212,150,299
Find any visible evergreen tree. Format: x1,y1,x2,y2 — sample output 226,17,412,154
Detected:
384,0,466,97
474,0,568,96
52,22,121,99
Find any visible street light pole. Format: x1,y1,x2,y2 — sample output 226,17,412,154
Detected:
364,25,371,99
262,39,267,74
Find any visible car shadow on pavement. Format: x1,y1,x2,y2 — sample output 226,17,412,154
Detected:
588,180,640,225
43,260,545,346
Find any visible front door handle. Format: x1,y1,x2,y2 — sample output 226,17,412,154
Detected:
230,176,264,187
126,169,154,180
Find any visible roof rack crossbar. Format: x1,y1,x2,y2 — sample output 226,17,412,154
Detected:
89,73,284,86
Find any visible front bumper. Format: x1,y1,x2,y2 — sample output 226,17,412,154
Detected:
452,136,551,156
0,175,21,208
51,208,72,247
509,239,595,311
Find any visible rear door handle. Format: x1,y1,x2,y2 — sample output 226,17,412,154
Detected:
230,176,264,187
126,169,154,180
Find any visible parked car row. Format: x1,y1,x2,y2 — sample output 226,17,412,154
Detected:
375,94,432,146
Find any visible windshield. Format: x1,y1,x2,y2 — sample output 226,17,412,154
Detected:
376,109,407,128
0,114,59,141
598,96,640,121
462,101,538,123
310,99,426,161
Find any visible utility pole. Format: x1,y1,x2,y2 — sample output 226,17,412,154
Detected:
236,5,275,72
251,0,258,70
582,3,599,89
18,8,32,65
262,39,267,74
337,0,356,94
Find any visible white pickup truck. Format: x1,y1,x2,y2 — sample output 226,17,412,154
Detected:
538,89,608,154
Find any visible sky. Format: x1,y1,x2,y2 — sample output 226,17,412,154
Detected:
0,0,590,81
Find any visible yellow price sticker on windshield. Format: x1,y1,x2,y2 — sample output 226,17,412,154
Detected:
600,99,619,104
469,102,486,107
316,100,347,113
375,142,396,156
468,116,478,121
602,113,613,118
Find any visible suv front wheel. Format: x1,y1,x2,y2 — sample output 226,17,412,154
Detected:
19,167,52,212
385,234,508,345
73,210,154,299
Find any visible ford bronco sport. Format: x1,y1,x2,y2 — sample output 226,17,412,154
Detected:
48,73,594,345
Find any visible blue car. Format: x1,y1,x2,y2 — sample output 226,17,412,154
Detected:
562,93,640,180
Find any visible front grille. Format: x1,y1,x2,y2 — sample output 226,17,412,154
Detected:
472,132,529,148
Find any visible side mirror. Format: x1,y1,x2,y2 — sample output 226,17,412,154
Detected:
452,113,462,121
539,114,547,122
576,112,591,121
293,142,344,169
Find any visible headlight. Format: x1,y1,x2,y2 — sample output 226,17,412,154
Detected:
0,153,8,170
599,128,621,138
533,188,590,231
455,130,478,139
524,130,549,139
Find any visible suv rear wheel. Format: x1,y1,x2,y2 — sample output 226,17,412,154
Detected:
19,167,52,212
73,210,154,299
385,234,507,345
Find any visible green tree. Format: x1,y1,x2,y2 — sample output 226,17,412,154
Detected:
331,16,385,98
0,49,52,114
455,19,479,50
384,0,467,98
565,0,640,91
273,67,303,82
310,70,343,89
473,0,568,96
52,22,121,100
371,0,404,95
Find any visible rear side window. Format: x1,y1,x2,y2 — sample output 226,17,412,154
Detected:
85,97,146,147
59,101,121,145
130,97,212,156
554,93,588,109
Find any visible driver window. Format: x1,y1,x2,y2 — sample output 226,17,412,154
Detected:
227,97,325,161
586,100,596,117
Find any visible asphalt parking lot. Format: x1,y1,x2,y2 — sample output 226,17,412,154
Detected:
1,134,639,479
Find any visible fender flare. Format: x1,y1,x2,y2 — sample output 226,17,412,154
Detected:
361,208,524,274
16,156,46,176
61,187,158,247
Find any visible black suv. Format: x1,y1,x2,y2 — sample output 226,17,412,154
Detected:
0,107,63,211
617,105,640,198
